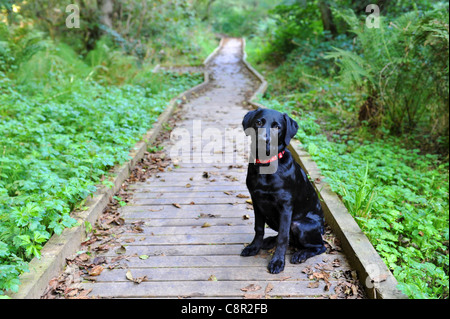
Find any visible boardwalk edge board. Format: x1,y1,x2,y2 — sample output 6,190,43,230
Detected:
9,48,221,299
241,38,407,300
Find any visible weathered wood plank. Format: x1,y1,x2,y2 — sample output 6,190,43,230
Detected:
123,217,253,227
100,244,245,256
121,204,250,212
135,180,245,187
128,185,249,192
104,254,348,269
82,280,333,298
130,197,249,206
145,172,245,180
122,225,267,235
121,210,253,220
127,216,254,229
91,264,347,282
117,234,254,245
132,191,249,199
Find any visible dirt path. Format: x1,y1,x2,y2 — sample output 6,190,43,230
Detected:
43,38,363,299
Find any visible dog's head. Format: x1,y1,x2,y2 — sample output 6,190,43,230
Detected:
242,108,299,156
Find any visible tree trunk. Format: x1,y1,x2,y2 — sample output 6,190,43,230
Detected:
318,1,337,37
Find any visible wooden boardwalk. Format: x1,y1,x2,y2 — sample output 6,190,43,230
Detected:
79,38,358,299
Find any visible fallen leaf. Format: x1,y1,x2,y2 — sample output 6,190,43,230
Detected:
372,273,388,283
133,275,148,284
78,253,90,262
236,194,249,198
243,214,250,220
139,255,149,260
92,256,106,265
208,275,218,281
172,203,181,208
185,183,191,188
264,283,274,295
245,199,253,205
115,246,127,254
131,221,145,233
279,276,291,281
126,270,134,281
307,281,320,289
125,270,148,284
201,222,211,228
197,213,219,218
88,265,104,276
332,258,341,267
113,217,125,226
240,284,262,292
223,191,233,195
202,171,210,178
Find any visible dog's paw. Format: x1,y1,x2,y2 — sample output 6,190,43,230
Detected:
268,257,285,274
290,251,307,264
240,245,260,257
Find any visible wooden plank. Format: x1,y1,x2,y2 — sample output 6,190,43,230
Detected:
100,244,245,257
128,185,248,192
121,210,253,220
146,169,246,180
82,280,334,298
132,191,249,199
137,180,245,187
122,225,265,235
131,181,244,187
104,254,348,269
130,197,248,206
123,217,253,227
121,204,250,212
91,264,349,282
117,234,254,245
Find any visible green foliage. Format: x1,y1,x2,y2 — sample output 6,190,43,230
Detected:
209,0,279,37
325,4,449,151
0,9,207,294
0,72,201,295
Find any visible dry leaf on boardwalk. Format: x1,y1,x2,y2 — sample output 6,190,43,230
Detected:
240,284,262,292
125,270,148,284
88,265,104,276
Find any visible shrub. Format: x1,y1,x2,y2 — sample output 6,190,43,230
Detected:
325,4,449,152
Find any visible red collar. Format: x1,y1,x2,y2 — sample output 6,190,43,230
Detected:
255,150,286,164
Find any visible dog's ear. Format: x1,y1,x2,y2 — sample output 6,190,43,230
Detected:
242,108,260,135
283,113,299,146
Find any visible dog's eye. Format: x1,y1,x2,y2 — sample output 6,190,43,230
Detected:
255,120,263,126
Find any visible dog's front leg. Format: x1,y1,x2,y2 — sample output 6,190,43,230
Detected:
241,204,265,257
268,205,292,274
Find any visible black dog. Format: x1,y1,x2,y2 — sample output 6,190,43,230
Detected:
241,108,326,274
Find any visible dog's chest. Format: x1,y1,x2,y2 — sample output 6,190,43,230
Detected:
247,174,287,205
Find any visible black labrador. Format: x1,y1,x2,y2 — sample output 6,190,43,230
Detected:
241,108,326,274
